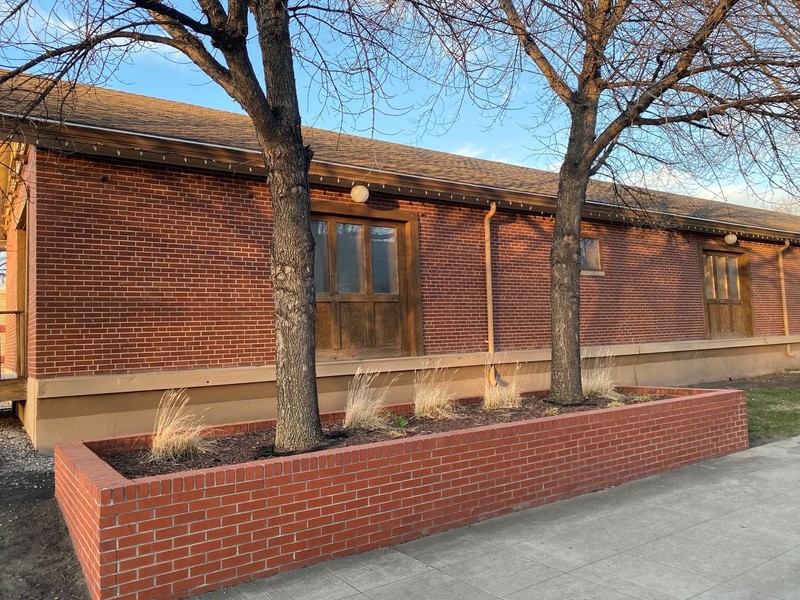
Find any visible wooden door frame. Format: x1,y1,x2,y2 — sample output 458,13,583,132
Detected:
311,199,423,359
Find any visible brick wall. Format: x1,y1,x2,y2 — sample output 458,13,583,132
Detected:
31,150,800,378
491,216,711,349
414,200,488,354
749,240,800,336
55,388,748,600
33,153,275,378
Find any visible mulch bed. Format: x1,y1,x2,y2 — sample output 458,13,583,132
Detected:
101,392,665,480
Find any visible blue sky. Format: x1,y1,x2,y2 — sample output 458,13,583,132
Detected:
111,50,537,165
108,45,767,210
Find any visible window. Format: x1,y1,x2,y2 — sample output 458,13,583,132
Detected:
580,238,602,272
312,201,421,359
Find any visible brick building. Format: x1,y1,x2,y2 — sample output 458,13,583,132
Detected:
2,80,799,450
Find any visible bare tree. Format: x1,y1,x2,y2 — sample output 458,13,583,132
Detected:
0,0,447,452
413,0,800,403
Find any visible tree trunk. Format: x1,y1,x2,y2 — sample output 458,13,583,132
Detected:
268,148,325,453
549,104,596,404
251,0,324,452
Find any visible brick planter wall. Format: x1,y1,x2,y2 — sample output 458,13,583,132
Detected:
55,388,748,600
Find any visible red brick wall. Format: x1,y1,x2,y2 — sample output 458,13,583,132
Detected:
749,240,800,336
30,150,800,378
414,201,488,354
490,216,710,348
786,243,800,333
33,153,275,377
578,223,708,345
55,388,748,600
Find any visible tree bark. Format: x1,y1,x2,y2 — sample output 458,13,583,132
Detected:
267,147,325,453
250,0,324,452
549,101,596,404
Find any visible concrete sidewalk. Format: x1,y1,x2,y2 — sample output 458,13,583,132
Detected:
194,436,800,600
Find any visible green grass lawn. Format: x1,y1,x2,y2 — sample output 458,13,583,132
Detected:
746,387,800,445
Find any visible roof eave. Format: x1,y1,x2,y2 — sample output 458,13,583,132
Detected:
5,118,799,245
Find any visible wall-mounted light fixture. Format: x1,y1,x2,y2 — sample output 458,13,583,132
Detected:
724,233,738,246
351,183,369,203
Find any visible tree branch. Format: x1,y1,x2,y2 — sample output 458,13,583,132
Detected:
592,0,739,163
497,0,574,105
633,94,800,127
129,0,216,36
133,7,236,98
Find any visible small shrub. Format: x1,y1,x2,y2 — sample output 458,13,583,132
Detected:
414,361,456,419
390,414,410,429
543,406,560,416
606,400,626,408
344,367,390,431
633,394,653,403
149,389,209,463
581,348,622,401
483,363,523,410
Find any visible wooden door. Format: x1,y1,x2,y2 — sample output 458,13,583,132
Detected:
313,217,404,359
702,250,753,338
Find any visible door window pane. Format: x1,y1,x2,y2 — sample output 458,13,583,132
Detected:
337,223,364,293
727,257,740,300
714,256,729,299
371,226,398,294
703,254,716,299
312,220,329,293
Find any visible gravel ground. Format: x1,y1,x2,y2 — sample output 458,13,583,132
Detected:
0,402,89,600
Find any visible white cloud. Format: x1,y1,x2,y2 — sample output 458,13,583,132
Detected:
452,143,485,158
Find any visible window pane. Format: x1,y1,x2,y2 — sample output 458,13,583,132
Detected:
714,256,729,299
580,238,601,270
371,226,398,294
703,254,716,299
312,220,329,293
337,223,364,293
727,257,740,300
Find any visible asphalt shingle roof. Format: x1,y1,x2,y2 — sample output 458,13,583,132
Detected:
2,74,798,237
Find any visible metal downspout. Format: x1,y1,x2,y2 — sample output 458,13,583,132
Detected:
778,240,795,358
485,202,498,385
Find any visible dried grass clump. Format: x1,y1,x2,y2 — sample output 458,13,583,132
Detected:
483,363,523,410
581,348,622,401
606,400,626,408
543,406,561,417
414,361,456,419
344,367,390,431
148,389,210,463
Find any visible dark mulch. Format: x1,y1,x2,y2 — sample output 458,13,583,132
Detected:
102,392,665,479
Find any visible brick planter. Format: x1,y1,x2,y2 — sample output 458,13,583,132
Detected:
55,387,748,600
